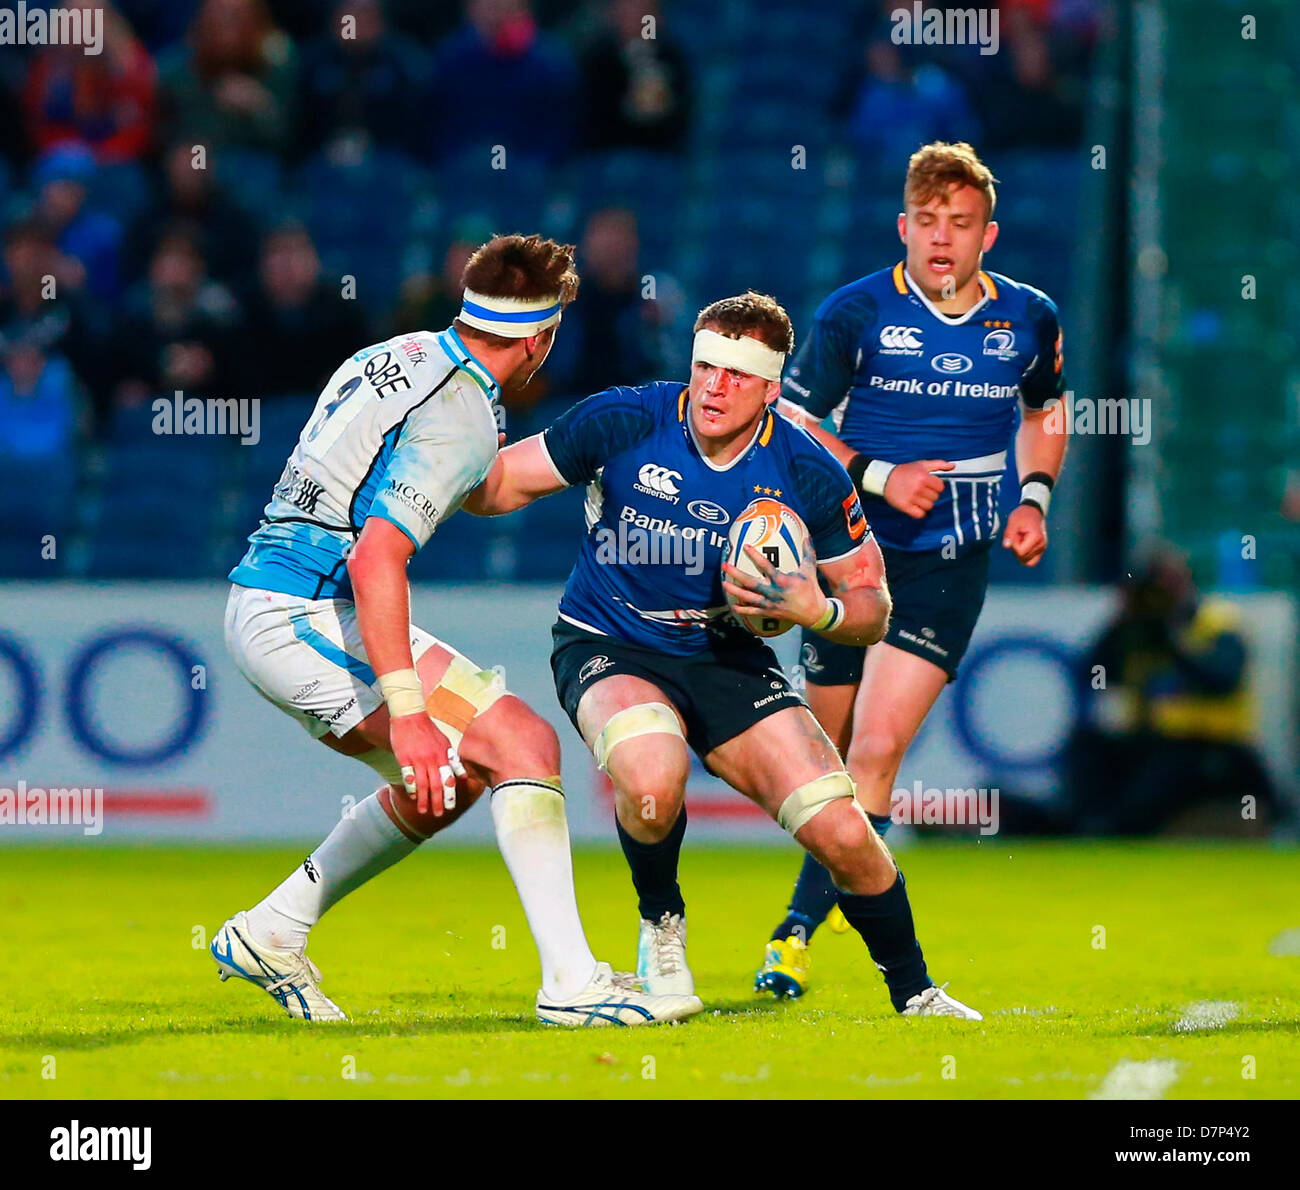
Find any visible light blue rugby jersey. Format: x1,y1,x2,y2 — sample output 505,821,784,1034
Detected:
782,263,1065,553
229,327,501,600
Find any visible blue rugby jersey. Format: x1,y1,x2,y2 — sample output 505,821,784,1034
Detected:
782,263,1065,552
541,382,870,656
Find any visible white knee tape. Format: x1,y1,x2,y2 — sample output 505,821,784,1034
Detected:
422,654,508,748
593,702,684,772
777,771,858,836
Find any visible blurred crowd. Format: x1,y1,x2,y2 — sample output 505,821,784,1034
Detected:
0,0,1101,470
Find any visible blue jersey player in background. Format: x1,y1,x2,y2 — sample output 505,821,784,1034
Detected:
468,291,982,1019
755,142,1069,998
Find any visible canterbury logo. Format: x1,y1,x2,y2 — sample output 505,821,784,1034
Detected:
636,464,682,496
880,325,923,350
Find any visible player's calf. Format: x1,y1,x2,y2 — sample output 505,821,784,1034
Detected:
599,724,693,993
379,772,486,840
775,770,977,1016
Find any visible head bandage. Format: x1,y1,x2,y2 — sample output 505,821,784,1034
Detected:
459,288,563,338
593,702,684,772
777,771,862,836
692,328,786,382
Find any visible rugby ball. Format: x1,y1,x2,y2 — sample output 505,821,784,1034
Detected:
724,499,811,637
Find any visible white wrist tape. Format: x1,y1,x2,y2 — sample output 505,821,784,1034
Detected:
1019,480,1053,517
692,328,786,381
862,459,897,497
377,668,425,719
811,597,845,633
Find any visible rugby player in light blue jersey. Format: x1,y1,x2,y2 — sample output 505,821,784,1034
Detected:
755,142,1069,999
466,291,981,1019
214,234,702,1027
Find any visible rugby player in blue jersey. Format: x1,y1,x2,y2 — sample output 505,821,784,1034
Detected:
466,291,982,1018
754,141,1068,998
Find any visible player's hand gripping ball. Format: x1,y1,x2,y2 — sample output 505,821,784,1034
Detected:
722,499,812,637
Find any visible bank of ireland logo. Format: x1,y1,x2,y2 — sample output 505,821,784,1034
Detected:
635,462,682,502
982,328,1016,359
687,499,729,525
880,325,923,355
932,352,973,374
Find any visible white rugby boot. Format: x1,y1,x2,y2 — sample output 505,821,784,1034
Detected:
901,983,983,1020
637,911,695,995
536,961,703,1026
211,911,347,1021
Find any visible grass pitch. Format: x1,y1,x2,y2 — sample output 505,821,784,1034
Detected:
1,841,1296,1099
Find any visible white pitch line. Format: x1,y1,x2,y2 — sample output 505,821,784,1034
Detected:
1268,928,1300,956
1090,1058,1181,1100
1174,1000,1241,1033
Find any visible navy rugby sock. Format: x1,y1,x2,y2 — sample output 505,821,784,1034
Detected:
772,813,894,942
616,806,687,922
836,869,932,1011
772,852,838,942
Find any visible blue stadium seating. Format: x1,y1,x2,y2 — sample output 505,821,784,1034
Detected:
0,458,75,577
81,438,223,577
103,439,223,493
512,485,588,582
295,149,429,307
435,148,550,234
243,397,311,479
216,148,285,224
109,400,167,444
88,161,153,227
85,530,213,578
407,510,494,582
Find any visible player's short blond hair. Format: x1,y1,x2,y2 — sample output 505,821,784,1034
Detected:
904,142,998,222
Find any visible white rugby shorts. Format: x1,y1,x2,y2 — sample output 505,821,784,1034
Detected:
224,584,505,744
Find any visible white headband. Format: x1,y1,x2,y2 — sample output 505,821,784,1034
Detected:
459,288,563,338
691,328,786,381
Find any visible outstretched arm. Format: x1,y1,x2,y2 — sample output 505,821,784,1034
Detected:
348,517,460,815
463,434,568,516
1004,303,1068,566
776,398,953,521
1002,403,1067,567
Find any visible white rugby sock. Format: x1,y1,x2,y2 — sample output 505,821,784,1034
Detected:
245,790,419,952
491,779,598,1000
